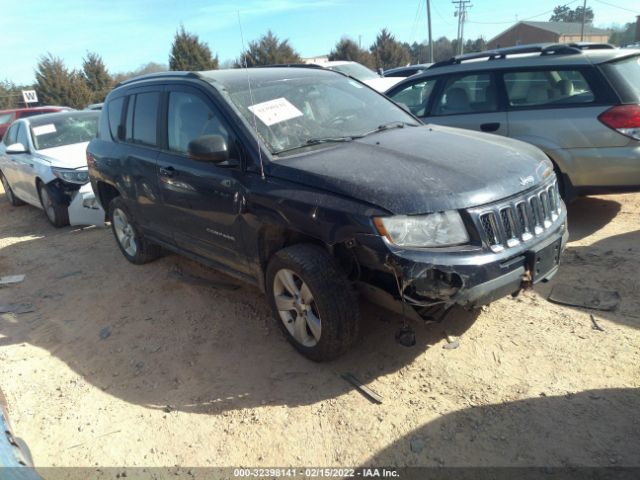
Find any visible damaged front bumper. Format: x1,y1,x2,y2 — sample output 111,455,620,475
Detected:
355,211,568,315
67,182,105,226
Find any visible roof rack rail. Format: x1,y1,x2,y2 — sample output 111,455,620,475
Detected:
430,42,612,69
255,63,324,69
116,71,200,87
567,42,615,50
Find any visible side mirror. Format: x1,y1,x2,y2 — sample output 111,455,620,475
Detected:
6,143,27,154
188,135,229,164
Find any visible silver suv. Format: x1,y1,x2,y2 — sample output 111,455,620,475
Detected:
386,43,640,199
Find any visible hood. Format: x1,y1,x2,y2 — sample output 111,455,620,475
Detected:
362,76,404,92
36,142,90,169
268,125,554,215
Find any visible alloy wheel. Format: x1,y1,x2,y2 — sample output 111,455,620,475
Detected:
112,208,138,257
273,268,322,347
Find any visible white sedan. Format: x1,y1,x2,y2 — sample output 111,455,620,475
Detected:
0,111,104,227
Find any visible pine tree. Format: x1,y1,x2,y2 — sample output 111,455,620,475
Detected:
370,29,410,70
328,38,374,68
82,52,112,103
169,26,218,71
35,54,91,108
238,30,302,67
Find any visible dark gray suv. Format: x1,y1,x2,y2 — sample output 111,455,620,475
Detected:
88,67,567,360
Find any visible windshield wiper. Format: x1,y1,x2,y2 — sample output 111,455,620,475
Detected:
360,121,419,138
274,136,355,155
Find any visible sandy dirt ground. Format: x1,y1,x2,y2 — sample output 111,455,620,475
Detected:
0,183,639,472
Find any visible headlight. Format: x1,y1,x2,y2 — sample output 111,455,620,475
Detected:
51,167,89,185
374,211,469,247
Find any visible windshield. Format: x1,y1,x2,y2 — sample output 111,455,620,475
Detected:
606,54,640,101
30,113,98,150
224,73,418,155
326,63,379,81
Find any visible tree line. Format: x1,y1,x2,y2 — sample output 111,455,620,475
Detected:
1,14,634,110
1,26,490,110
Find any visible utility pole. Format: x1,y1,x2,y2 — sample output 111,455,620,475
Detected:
426,0,433,63
580,0,587,41
452,0,472,56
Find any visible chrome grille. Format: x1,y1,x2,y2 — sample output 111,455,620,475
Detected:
471,180,562,252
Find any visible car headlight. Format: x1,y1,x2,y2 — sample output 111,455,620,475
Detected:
51,167,89,185
374,211,469,247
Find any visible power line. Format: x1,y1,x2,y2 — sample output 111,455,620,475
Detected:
467,0,580,25
593,0,640,14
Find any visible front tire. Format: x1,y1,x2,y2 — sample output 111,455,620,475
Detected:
108,197,161,264
38,181,69,227
0,171,25,206
266,244,360,361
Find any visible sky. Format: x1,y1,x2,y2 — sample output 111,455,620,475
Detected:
1,0,638,85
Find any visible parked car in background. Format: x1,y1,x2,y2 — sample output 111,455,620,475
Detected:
386,43,640,199
0,111,104,227
0,106,72,140
88,67,566,361
86,102,104,110
318,61,405,91
383,63,433,77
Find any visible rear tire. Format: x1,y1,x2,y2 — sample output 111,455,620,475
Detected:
37,181,69,227
0,171,25,206
266,244,360,361
108,196,161,264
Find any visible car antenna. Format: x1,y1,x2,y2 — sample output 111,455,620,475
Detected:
237,10,265,180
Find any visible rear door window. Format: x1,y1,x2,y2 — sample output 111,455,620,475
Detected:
431,73,498,116
124,92,160,147
503,69,595,107
389,79,437,117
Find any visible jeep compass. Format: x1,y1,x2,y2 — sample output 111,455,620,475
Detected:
87,67,568,361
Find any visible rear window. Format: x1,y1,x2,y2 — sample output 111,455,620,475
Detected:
0,112,15,124
606,55,640,102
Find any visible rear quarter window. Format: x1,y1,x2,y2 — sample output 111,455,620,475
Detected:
107,96,125,141
604,55,640,103
503,69,595,108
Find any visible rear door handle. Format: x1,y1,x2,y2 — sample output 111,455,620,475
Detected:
480,122,500,132
159,166,176,177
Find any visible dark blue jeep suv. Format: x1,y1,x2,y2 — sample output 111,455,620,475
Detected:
87,67,568,361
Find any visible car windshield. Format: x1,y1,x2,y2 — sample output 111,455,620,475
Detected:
607,54,640,100
30,113,98,150
224,73,419,155
326,63,379,81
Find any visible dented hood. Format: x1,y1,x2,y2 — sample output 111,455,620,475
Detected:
268,125,554,215
36,142,90,169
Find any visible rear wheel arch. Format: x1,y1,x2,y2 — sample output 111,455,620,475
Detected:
96,181,121,211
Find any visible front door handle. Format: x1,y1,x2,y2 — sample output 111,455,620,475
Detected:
480,122,501,132
159,166,176,177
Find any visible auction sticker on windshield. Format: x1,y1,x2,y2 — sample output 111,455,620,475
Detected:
248,98,303,126
32,124,56,136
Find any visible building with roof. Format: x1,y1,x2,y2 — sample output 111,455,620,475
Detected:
488,21,610,49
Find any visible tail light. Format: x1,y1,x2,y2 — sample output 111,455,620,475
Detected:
598,104,640,140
